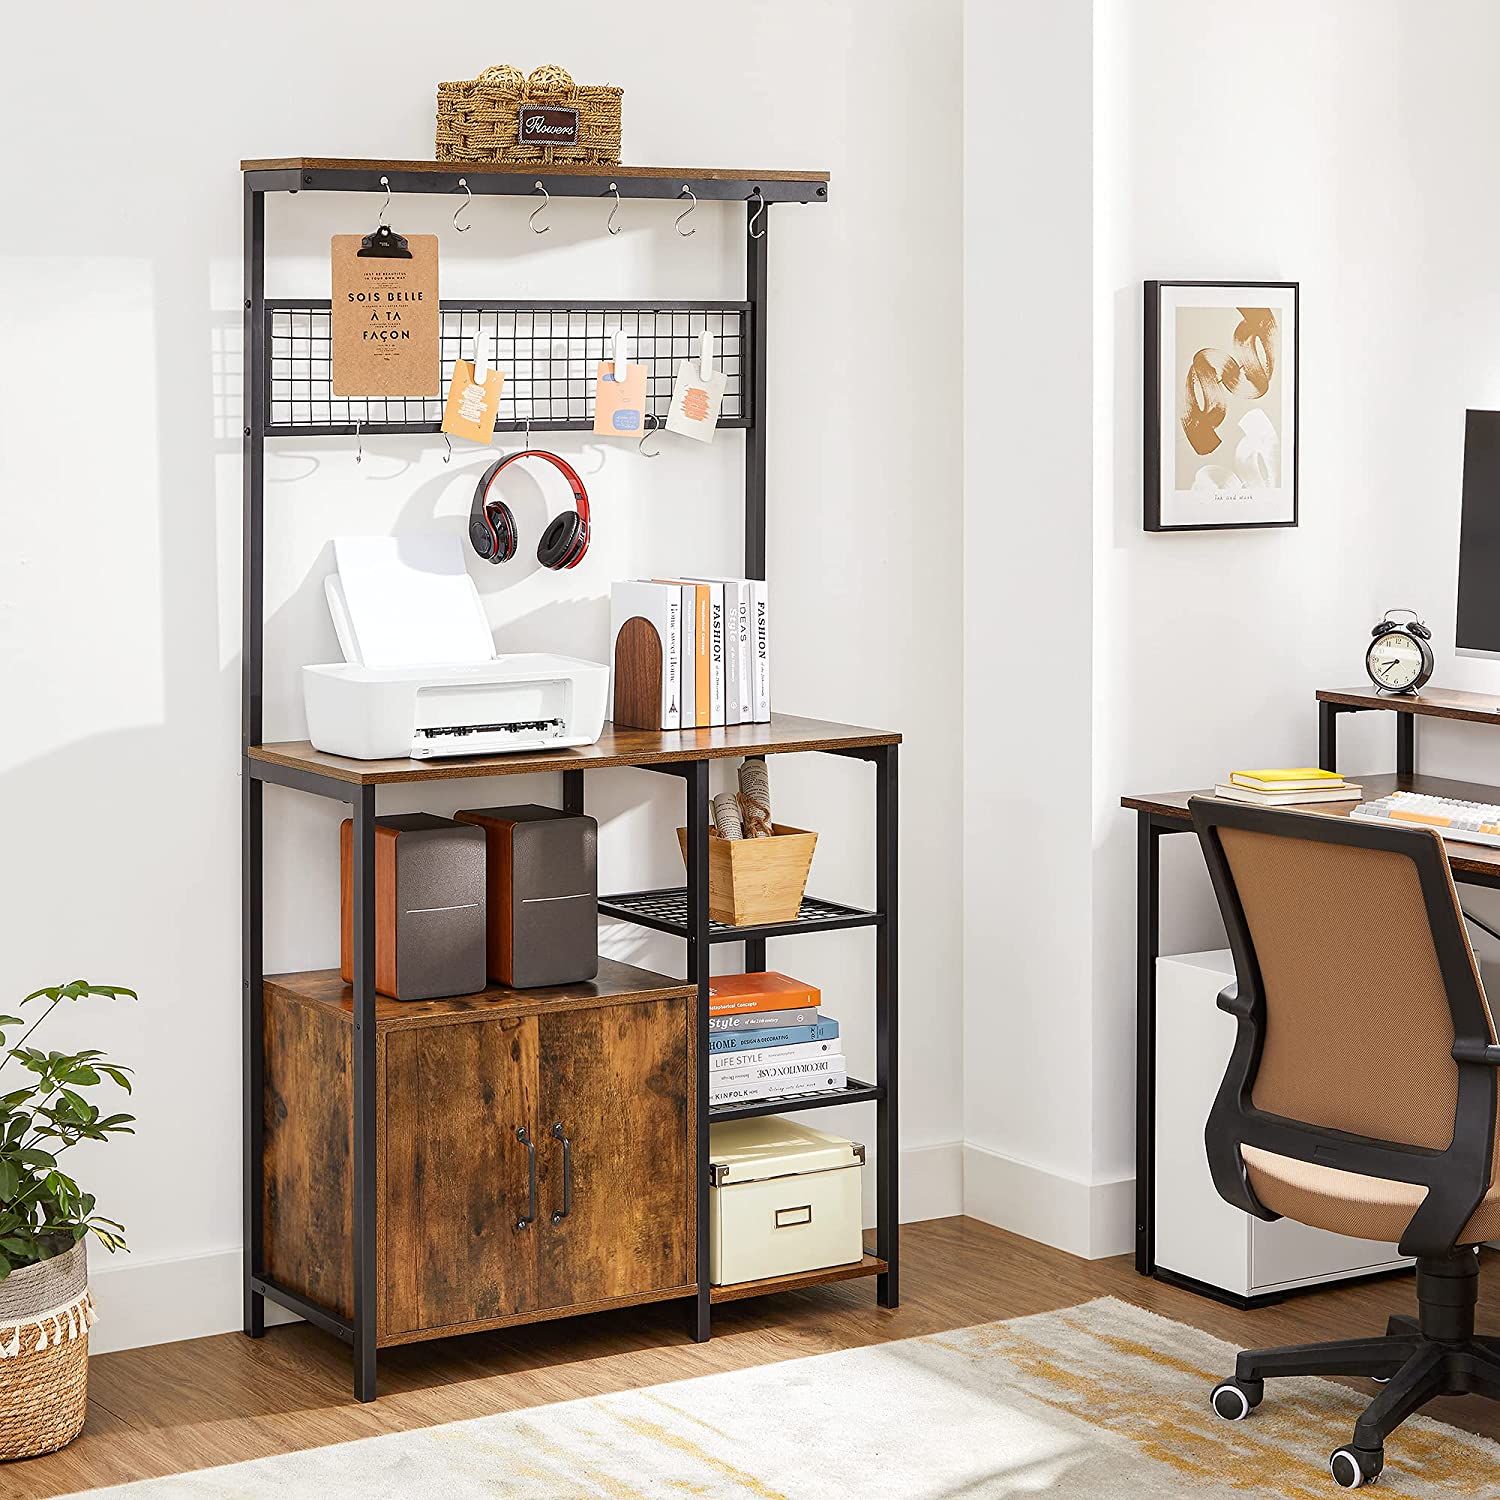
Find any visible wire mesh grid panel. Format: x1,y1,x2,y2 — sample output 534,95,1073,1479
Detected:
266,301,748,434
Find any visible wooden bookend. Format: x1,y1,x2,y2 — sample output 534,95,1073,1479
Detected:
613,615,664,730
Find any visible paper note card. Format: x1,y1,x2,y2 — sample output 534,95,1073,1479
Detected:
593,361,647,436
665,360,728,443
442,360,505,445
330,234,440,398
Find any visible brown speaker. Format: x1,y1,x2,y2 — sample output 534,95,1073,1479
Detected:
339,813,486,1001
454,805,598,988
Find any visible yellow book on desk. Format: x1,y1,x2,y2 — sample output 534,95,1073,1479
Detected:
1229,768,1348,793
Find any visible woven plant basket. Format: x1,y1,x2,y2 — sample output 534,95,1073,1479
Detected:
0,1241,95,1460
435,64,623,165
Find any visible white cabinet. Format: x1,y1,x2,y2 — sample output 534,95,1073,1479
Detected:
1155,950,1411,1299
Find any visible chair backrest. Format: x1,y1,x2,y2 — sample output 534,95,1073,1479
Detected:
1188,798,1498,1257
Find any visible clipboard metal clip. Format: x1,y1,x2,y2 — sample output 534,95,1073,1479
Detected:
359,175,413,260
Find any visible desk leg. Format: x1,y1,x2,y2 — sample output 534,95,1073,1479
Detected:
1135,812,1164,1276
1397,714,1415,778
1319,701,1338,773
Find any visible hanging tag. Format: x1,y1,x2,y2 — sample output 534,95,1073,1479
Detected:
594,360,647,434
442,336,505,445
666,358,728,444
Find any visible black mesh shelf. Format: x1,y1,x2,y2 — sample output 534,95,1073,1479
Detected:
598,890,880,942
709,1079,883,1123
266,299,747,435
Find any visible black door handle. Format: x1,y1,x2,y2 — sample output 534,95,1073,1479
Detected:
551,1121,572,1225
516,1125,537,1230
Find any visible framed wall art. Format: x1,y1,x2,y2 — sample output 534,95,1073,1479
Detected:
1144,281,1298,532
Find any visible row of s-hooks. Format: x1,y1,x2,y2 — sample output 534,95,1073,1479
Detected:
447,177,765,239
353,414,663,464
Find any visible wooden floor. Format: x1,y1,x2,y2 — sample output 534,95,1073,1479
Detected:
15,1217,1500,1497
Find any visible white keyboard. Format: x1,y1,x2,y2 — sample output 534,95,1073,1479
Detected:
1351,791,1500,849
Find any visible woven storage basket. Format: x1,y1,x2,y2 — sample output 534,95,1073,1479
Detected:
0,1240,94,1459
436,64,622,165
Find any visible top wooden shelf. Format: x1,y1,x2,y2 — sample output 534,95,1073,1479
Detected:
247,713,899,787
1317,685,1500,725
240,158,830,204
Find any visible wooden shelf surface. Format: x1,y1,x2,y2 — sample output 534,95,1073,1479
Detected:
242,156,828,185
248,713,900,787
1318,685,1500,725
1122,770,1500,881
710,1253,886,1304
264,958,691,1030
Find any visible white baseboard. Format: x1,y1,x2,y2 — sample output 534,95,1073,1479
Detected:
86,1144,966,1355
88,1248,296,1356
962,1143,1132,1260
897,1140,965,1225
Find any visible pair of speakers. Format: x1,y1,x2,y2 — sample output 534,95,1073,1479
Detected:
339,805,598,1001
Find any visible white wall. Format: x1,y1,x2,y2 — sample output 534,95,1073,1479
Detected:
962,0,1500,1258
961,0,1123,1253
1,0,964,1351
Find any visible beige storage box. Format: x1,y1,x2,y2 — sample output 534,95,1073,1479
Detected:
708,1117,865,1285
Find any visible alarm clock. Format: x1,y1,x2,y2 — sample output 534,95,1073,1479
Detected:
1365,608,1434,695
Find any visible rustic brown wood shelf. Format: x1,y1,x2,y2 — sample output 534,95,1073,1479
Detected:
241,158,830,204
264,960,692,1030
1317,684,1500,725
710,1252,887,1304
247,714,900,788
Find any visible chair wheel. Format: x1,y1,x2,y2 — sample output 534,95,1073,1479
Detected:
1210,1378,1262,1421
1329,1445,1382,1488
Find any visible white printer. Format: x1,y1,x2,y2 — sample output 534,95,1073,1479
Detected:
302,536,608,761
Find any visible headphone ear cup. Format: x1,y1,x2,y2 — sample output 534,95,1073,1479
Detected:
486,502,518,563
468,515,496,560
537,512,584,571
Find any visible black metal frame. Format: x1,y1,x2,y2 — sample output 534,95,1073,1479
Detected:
1191,799,1497,1261
243,170,895,1403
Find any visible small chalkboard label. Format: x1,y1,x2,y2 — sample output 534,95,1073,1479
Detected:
519,105,581,147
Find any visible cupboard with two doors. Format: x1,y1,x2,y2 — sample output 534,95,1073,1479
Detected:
261,967,695,1343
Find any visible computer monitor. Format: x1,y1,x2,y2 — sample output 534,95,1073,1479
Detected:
1456,409,1500,654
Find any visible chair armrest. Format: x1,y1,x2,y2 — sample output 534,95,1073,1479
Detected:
1452,1039,1500,1066
1216,980,1251,1017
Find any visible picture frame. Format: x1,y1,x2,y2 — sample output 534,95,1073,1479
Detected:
1144,281,1299,532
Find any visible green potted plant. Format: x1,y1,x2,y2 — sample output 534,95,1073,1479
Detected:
0,980,134,1460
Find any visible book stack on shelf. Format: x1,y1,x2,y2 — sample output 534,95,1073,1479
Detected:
1212,767,1362,806
610,578,770,731
708,972,844,1107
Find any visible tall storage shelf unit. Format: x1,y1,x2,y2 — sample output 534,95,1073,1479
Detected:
240,158,900,1401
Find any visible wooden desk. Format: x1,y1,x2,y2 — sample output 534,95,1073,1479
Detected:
1122,754,1500,1294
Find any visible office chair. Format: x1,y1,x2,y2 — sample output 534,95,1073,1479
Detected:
1188,798,1500,1489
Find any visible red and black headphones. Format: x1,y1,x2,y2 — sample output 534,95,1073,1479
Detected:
468,450,591,570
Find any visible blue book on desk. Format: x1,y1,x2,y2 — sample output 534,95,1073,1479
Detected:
708,1019,840,1054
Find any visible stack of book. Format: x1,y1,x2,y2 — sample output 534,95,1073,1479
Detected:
708,972,845,1107
1212,767,1362,805
610,577,770,730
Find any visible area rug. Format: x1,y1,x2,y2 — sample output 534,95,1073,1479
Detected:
64,1297,1500,1498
